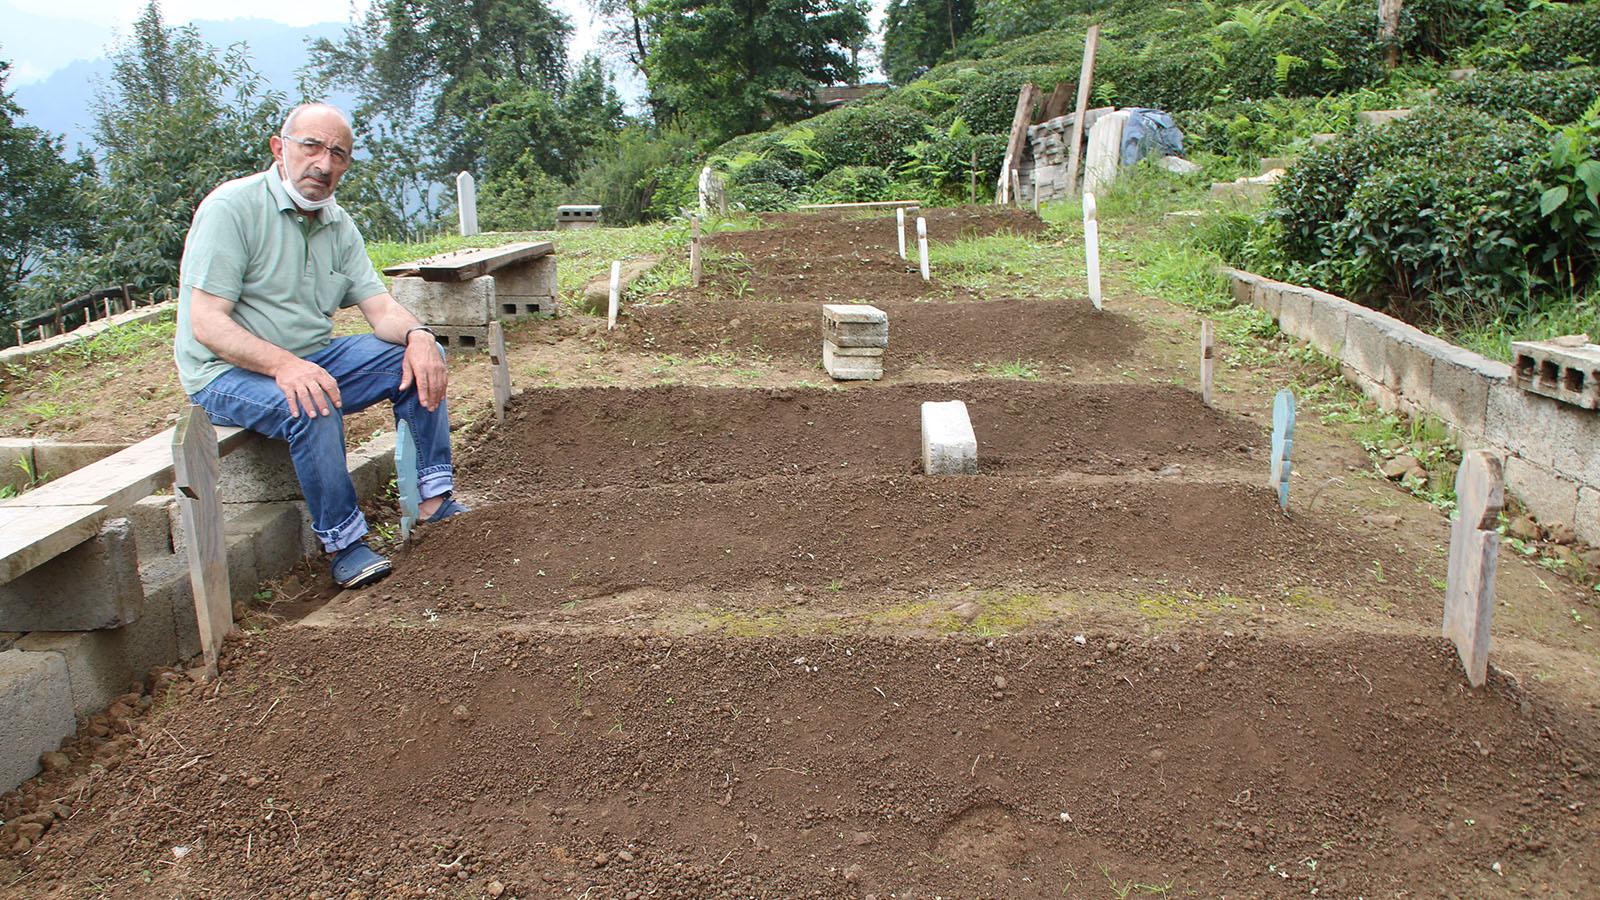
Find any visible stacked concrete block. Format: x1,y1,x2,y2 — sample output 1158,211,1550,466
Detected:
1511,338,1600,409
391,274,495,350
922,401,978,475
556,205,602,230
822,304,887,381
1018,107,1114,204
494,255,560,318
0,519,142,632
0,649,76,790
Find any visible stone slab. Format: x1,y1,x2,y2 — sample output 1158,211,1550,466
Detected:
381,241,552,282
1505,455,1580,528
1444,450,1502,688
822,342,883,381
391,275,495,327
0,518,143,631
921,401,978,475
821,304,888,325
0,649,75,793
823,319,888,348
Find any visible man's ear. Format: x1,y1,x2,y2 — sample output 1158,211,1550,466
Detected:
268,134,284,166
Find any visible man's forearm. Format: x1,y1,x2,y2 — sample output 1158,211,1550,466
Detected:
192,305,299,376
369,298,424,345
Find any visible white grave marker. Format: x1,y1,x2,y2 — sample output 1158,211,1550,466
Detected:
607,260,621,330
698,166,712,215
1200,320,1215,406
922,401,978,475
916,217,930,282
690,216,703,287
1269,389,1295,511
456,171,479,237
488,320,511,423
896,208,907,260
1084,193,1102,310
1444,450,1503,688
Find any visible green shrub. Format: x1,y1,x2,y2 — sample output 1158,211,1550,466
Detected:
944,64,1074,134
1492,3,1600,71
808,165,894,202
809,101,934,170
727,180,798,212
1440,67,1600,125
1400,0,1496,60
728,157,808,190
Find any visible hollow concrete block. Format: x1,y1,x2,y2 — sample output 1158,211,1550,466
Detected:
1343,313,1398,390
1486,385,1554,470
1504,455,1580,527
1276,286,1315,343
1431,348,1506,440
227,502,312,584
392,274,496,327
1305,293,1352,357
0,649,75,792
922,400,978,475
0,518,143,632
0,438,36,493
130,494,179,561
1576,486,1600,545
822,341,883,381
15,583,177,720
218,436,302,504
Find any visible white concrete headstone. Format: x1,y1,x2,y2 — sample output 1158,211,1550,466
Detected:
690,216,703,287
896,208,907,260
1445,450,1503,688
1200,319,1215,406
456,171,478,237
1084,193,1102,311
916,217,930,282
698,166,712,215
607,260,621,331
922,400,978,475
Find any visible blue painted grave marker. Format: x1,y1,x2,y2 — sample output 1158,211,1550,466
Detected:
395,419,421,542
1269,389,1295,511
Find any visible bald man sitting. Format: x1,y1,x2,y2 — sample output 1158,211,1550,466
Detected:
174,102,465,589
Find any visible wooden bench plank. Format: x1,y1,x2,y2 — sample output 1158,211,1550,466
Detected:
381,241,554,282
0,505,110,583
3,425,251,511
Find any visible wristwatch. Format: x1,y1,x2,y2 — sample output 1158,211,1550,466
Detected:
404,325,437,344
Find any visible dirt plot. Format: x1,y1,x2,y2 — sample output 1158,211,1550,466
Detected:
617,298,1139,372
692,206,1046,304
5,628,1595,898
347,477,1416,620
457,382,1258,497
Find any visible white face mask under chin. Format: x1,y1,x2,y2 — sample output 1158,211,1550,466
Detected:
279,160,337,212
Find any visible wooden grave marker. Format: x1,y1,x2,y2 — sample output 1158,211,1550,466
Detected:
1200,320,1215,406
1444,450,1503,688
395,419,421,542
690,216,703,287
172,405,230,679
1270,389,1295,511
896,208,907,260
1065,24,1102,196
1084,193,1102,311
607,260,622,330
916,217,930,282
488,320,511,423
997,83,1041,204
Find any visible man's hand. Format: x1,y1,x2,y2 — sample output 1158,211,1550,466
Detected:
399,331,447,411
274,356,341,418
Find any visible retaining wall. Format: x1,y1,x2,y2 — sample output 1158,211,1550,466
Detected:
1225,269,1600,542
0,431,397,793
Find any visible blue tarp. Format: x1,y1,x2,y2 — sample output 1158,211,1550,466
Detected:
1119,108,1185,166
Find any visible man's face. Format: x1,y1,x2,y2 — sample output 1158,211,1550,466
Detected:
269,109,354,203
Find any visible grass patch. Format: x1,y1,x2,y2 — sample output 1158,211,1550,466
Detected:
1133,591,1230,621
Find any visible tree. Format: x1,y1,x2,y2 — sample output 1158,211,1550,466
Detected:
26,2,284,303
0,60,93,328
882,0,976,85
642,0,871,140
585,0,676,122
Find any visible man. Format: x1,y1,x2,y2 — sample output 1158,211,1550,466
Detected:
174,102,465,589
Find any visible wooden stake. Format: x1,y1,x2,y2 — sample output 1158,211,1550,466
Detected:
394,420,421,542
970,149,978,204
690,216,703,287
1011,169,1023,208
488,320,511,423
607,260,621,330
997,83,1042,204
1200,320,1215,406
896,208,907,260
1083,193,1102,311
172,405,230,679
1065,24,1101,196
916,217,930,282
1445,450,1503,687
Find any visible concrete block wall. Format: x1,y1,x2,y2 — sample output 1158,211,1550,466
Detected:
0,431,397,793
1226,268,1600,543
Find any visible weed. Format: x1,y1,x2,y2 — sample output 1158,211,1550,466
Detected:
981,359,1042,380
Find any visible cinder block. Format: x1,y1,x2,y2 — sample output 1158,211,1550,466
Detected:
1276,286,1314,342
218,435,301,504
31,442,124,479
1343,313,1397,389
1251,280,1281,318
348,431,399,501
495,255,556,298
392,275,495,327
1541,401,1600,489
16,580,178,719
1576,486,1599,545
430,325,490,352
1392,332,1449,415
227,502,312,583
0,649,76,793
1226,271,1256,307
1305,293,1352,357
822,341,883,381
141,559,199,661
922,401,978,475
1504,455,1580,527
822,305,889,349
1511,339,1600,409
0,438,36,493
1486,385,1555,470
1430,347,1500,440
0,519,143,632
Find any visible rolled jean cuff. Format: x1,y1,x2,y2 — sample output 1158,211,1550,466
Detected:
419,466,454,500
318,506,369,554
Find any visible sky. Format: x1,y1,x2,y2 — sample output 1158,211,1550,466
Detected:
1,0,887,87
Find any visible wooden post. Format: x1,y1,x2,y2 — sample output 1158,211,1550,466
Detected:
1200,320,1215,406
488,320,511,423
689,216,704,287
172,405,231,679
1084,193,1102,311
970,149,978,204
916,217,930,282
1010,169,1023,208
997,83,1041,204
395,419,421,542
1031,169,1040,213
896,208,907,260
607,260,622,330
1065,25,1102,196
1445,450,1503,687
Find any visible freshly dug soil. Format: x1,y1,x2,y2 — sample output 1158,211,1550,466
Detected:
616,298,1139,371
5,627,1595,898
691,206,1047,304
457,382,1260,498
346,477,1417,621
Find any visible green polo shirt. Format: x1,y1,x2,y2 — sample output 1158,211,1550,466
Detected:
174,169,388,394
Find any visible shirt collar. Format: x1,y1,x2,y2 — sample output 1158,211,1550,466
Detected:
261,167,343,224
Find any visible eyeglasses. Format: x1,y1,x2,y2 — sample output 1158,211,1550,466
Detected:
281,134,351,167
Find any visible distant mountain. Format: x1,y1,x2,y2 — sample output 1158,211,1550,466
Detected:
13,18,351,154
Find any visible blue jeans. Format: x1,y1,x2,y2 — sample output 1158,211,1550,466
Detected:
190,334,454,553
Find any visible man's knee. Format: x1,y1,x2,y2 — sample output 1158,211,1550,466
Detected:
284,407,346,446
